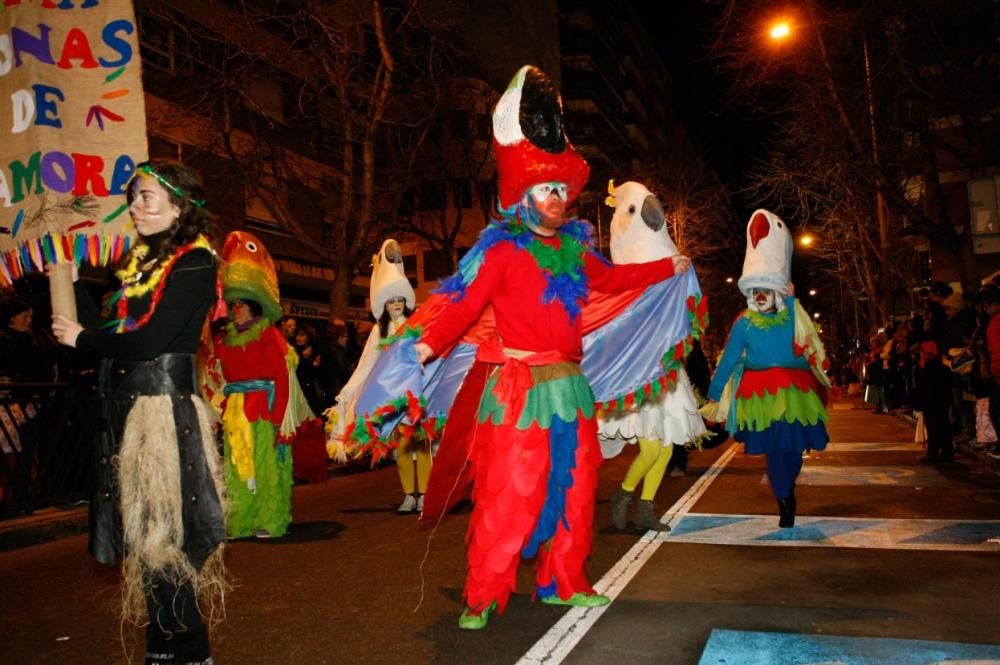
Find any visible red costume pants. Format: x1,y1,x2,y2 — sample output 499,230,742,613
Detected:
464,413,601,613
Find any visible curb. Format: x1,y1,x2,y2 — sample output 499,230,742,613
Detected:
0,505,88,553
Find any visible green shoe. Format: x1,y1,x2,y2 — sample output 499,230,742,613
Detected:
540,592,610,608
458,601,497,630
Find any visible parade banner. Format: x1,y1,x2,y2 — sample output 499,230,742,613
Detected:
0,0,147,288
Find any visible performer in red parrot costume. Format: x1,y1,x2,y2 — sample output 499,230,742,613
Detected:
406,65,693,629
204,231,327,539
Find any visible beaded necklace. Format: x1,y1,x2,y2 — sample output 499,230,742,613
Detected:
105,234,213,332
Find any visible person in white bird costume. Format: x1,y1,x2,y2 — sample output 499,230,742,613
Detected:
702,209,831,528
326,239,430,513
600,181,709,531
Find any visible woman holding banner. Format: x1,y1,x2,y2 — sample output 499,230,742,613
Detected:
51,161,225,665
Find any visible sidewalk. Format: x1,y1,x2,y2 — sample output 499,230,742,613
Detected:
0,502,88,552
882,402,1000,476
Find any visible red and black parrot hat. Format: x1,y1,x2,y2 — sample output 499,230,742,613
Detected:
492,65,590,210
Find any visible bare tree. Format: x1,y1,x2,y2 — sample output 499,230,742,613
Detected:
143,0,458,316
706,0,999,302
392,77,497,277
624,124,745,337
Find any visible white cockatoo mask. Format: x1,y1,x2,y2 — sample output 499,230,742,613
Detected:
606,180,679,264
369,239,415,319
738,209,793,312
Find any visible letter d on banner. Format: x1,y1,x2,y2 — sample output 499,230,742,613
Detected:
11,89,35,134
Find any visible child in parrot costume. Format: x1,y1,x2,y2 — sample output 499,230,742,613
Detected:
205,231,326,538
598,181,710,532
336,65,703,631
325,239,431,513
701,210,831,528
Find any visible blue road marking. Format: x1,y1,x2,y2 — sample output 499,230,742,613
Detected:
668,515,755,536
903,521,1000,545
756,519,873,542
697,629,1000,665
665,514,1000,551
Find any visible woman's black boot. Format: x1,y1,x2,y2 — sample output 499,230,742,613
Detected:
777,497,795,528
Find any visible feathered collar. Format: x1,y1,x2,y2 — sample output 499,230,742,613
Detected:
435,203,599,321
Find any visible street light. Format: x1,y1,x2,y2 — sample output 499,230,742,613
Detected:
809,288,817,296
799,233,815,248
769,20,791,41
766,14,891,322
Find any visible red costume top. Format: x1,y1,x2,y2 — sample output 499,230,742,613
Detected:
421,238,677,357
214,322,290,426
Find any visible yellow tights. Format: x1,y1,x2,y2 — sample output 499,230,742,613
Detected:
397,442,432,495
622,438,673,501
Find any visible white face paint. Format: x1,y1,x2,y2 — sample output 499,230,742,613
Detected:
523,181,569,235
129,175,180,237
751,288,776,312
528,182,568,203
385,297,406,321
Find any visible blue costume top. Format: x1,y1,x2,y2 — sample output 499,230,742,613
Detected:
708,297,810,401
707,297,829,454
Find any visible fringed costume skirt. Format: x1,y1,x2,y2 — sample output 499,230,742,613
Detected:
733,367,829,455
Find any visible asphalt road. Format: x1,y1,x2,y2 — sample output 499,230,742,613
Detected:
2,398,999,664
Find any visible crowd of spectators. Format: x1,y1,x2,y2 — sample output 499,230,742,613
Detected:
277,315,362,416
0,284,369,516
841,280,1000,463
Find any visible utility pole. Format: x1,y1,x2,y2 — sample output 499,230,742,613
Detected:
863,37,891,323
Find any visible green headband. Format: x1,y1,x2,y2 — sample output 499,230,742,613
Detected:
137,164,206,208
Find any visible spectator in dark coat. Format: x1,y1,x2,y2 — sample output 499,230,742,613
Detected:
984,289,1000,455
0,297,54,515
914,341,954,463
315,319,352,412
941,292,976,440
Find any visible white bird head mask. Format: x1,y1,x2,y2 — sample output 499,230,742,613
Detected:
738,209,793,311
369,238,415,319
607,180,679,264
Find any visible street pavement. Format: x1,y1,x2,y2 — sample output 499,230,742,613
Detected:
1,398,999,664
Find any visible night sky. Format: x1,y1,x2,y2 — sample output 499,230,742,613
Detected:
650,0,771,218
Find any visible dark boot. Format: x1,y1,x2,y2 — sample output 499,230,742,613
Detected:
634,499,670,532
610,487,634,530
777,497,795,528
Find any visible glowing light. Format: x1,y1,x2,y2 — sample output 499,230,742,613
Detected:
799,233,814,248
813,312,820,319
809,289,817,296
726,277,734,283
770,21,791,40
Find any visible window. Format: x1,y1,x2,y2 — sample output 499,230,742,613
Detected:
479,181,497,213
247,76,287,124
418,181,445,211
449,110,469,140
137,14,193,76
915,249,932,284
402,254,418,279
476,113,491,140
321,218,338,248
423,249,454,281
452,179,472,209
245,217,293,238
148,136,181,161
